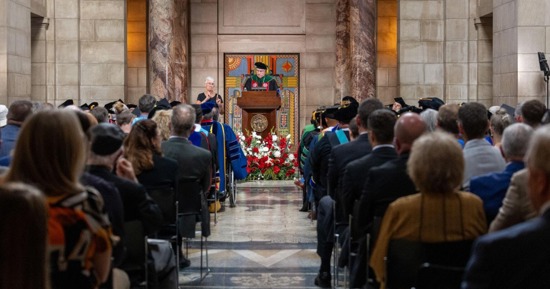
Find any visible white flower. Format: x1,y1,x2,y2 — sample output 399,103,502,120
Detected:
273,151,281,158
288,154,295,161
286,134,291,139
240,135,245,141
262,147,269,152
272,135,278,142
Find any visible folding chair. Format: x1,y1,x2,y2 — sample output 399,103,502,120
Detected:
147,185,179,289
121,220,148,288
385,239,473,289
178,179,210,281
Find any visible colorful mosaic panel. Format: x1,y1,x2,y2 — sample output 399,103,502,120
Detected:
224,54,299,144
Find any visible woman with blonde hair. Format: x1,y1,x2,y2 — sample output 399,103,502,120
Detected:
370,131,487,288
3,110,112,289
151,109,173,141
0,183,49,289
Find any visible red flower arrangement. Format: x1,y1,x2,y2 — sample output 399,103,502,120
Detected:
238,131,298,181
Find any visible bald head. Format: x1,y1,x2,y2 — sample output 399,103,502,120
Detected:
395,112,427,154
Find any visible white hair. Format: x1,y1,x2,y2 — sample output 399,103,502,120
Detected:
205,76,215,84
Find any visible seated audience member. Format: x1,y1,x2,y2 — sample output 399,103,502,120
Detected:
0,100,33,158
313,98,382,287
470,123,533,223
462,124,550,289
4,110,113,289
342,109,398,288
124,120,178,198
151,109,173,141
520,99,546,128
200,102,248,199
370,131,486,289
489,109,512,156
488,168,537,232
91,106,110,123
161,104,212,268
116,110,135,135
348,116,359,140
0,183,48,289
86,123,165,286
436,103,464,147
132,94,157,124
420,108,438,132
458,102,506,190
351,112,425,288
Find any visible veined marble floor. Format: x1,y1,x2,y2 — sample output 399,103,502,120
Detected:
178,180,324,288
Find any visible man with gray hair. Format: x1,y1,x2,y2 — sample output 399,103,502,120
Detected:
462,124,550,289
470,123,533,223
161,104,212,268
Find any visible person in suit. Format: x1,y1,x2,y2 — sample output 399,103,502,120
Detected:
342,109,398,288
124,119,179,222
370,131,486,289
0,100,33,158
310,97,358,287
161,104,212,265
349,112,424,288
313,98,383,287
458,102,506,190
462,124,550,289
469,123,533,223
86,123,167,287
488,168,537,232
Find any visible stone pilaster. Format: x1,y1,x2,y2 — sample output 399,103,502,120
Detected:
350,0,376,101
335,0,376,102
149,0,190,102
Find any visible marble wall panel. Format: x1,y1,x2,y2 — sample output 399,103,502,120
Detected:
219,0,305,34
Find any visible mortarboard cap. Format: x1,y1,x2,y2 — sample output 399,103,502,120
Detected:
80,103,90,111
148,98,171,119
170,101,181,107
89,123,125,156
255,62,268,70
500,104,516,120
58,99,74,108
104,101,117,114
89,102,99,110
418,97,445,111
200,101,217,115
332,96,359,123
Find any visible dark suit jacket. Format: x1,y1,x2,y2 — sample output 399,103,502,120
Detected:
462,209,550,289
340,145,397,221
86,165,163,236
137,154,179,191
81,172,125,267
310,130,350,202
356,153,417,238
327,133,372,224
161,137,212,195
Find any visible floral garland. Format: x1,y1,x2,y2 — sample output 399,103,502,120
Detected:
238,131,299,181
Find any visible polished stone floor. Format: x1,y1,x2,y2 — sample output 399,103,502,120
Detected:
178,180,323,288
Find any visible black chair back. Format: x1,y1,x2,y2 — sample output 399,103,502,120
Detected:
147,185,176,226
386,239,473,289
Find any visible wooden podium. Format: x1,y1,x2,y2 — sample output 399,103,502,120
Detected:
237,91,281,139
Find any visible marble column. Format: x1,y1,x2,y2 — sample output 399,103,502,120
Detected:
335,0,351,100
149,0,190,102
335,0,376,102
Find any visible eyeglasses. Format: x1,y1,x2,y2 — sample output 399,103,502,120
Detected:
206,83,215,86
